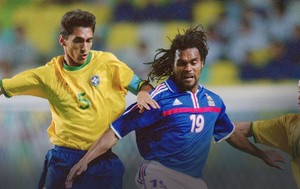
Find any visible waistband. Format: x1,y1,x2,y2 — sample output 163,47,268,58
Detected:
54,145,112,157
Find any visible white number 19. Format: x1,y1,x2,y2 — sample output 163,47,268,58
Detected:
190,114,204,133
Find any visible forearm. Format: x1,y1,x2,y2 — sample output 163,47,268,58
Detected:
227,128,264,159
81,129,119,164
227,128,286,170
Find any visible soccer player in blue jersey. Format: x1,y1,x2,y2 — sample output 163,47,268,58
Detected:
234,80,300,188
0,9,158,189
65,25,284,189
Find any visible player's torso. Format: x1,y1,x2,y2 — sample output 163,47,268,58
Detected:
44,52,131,149
47,53,126,125
147,88,222,146
137,87,223,177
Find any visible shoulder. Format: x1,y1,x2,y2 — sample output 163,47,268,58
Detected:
150,82,171,100
278,113,300,124
201,87,221,98
91,50,129,69
44,55,63,69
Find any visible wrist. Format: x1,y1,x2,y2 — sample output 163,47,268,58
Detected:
138,80,152,92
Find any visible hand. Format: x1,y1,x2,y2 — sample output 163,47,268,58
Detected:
137,91,160,113
261,149,286,170
65,159,88,188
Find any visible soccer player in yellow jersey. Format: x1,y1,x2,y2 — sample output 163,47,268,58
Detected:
0,9,158,189
235,80,300,188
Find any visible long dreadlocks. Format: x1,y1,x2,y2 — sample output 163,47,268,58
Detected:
146,25,209,82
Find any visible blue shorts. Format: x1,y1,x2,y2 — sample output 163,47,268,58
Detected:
38,145,124,189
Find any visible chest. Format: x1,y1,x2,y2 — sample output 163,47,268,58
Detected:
157,93,222,134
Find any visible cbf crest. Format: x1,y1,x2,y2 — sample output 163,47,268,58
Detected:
205,93,215,106
90,75,100,87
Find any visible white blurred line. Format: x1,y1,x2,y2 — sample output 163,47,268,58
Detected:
0,84,297,112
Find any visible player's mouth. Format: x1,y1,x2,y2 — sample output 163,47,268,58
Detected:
183,74,195,82
79,54,88,61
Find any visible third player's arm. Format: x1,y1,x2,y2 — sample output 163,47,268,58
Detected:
233,121,253,137
226,127,286,170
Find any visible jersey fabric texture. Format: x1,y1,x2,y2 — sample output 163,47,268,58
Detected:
111,78,235,178
0,50,139,150
252,113,300,188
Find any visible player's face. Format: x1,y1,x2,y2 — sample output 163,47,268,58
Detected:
60,27,93,66
298,80,300,110
173,48,204,93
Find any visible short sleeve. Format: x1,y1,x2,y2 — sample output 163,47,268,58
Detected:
111,103,162,138
213,103,235,143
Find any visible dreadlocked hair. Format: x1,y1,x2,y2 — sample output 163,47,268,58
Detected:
146,25,209,82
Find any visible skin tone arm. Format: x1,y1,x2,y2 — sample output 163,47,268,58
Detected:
65,128,118,188
137,83,160,112
234,121,253,137
226,126,286,170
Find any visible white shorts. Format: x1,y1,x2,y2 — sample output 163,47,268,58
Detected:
135,161,208,189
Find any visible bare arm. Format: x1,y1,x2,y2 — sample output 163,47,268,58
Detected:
65,128,119,188
137,83,160,113
233,121,253,137
226,127,286,170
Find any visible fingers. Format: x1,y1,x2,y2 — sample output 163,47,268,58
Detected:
65,165,84,188
138,99,160,111
271,150,286,163
273,164,285,170
152,100,160,109
65,170,76,188
264,150,286,170
137,91,160,112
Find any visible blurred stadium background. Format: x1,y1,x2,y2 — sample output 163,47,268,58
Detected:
0,0,299,188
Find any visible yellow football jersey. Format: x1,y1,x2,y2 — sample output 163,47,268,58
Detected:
252,113,300,188
1,50,135,150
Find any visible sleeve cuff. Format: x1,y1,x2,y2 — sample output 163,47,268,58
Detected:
0,80,11,98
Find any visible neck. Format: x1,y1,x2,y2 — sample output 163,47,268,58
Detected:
63,57,82,67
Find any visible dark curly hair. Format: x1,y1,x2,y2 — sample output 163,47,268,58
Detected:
147,25,209,82
60,9,96,39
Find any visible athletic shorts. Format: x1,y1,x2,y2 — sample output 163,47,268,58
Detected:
135,161,207,189
38,145,124,189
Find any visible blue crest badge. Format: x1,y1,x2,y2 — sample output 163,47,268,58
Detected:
90,75,100,87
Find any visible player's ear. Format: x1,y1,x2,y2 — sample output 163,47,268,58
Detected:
201,60,204,67
59,35,66,46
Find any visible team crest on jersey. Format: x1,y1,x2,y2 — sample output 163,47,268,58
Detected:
90,75,100,87
205,93,215,106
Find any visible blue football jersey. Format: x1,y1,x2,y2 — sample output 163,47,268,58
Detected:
111,78,234,178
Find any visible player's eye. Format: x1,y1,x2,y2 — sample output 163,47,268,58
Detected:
73,37,84,43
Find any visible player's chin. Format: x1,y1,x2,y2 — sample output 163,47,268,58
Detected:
76,59,86,65
181,82,197,91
